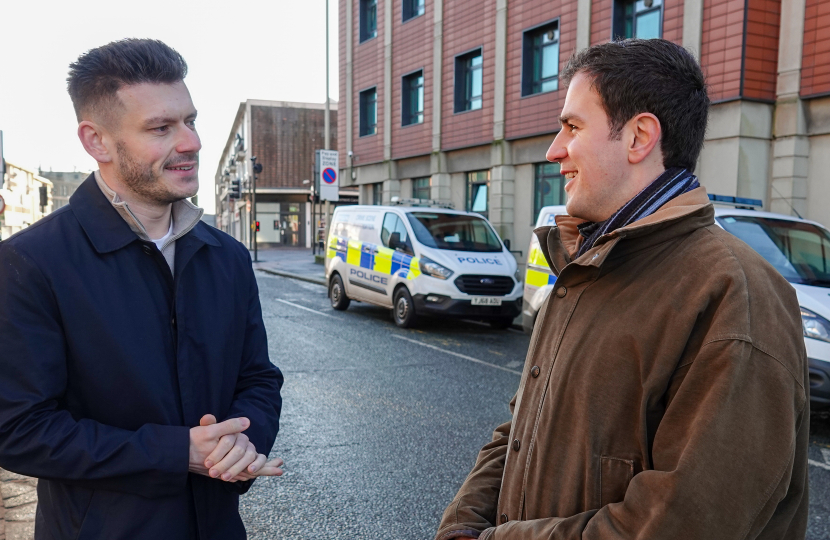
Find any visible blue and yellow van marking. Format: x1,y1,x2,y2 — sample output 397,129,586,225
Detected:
329,235,421,280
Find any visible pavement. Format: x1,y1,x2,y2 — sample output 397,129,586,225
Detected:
251,247,327,286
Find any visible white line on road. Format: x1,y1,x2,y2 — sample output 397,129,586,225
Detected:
809,459,830,471
392,335,522,375
276,299,337,319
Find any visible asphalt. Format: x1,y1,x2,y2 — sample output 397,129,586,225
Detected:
243,258,830,539
240,271,529,539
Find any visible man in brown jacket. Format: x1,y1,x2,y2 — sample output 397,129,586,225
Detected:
436,39,809,540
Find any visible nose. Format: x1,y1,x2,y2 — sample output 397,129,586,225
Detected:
546,130,567,163
177,123,202,155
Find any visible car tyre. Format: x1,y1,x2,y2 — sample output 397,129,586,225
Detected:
329,274,351,311
489,317,514,330
392,286,418,328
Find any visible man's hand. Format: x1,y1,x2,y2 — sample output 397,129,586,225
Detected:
189,415,252,478
193,414,284,482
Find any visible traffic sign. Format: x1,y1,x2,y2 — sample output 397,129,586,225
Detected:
322,167,337,184
315,150,339,202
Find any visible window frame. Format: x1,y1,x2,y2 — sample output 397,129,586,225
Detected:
521,18,561,97
402,0,425,23
401,69,425,126
612,0,663,40
533,163,566,225
465,170,490,219
454,47,484,114
358,86,378,137
360,0,378,43
412,177,430,200
372,182,383,205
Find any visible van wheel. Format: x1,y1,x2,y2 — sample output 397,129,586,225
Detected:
392,286,417,328
329,274,350,311
489,317,514,330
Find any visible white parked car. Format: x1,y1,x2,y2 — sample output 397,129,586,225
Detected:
326,202,523,329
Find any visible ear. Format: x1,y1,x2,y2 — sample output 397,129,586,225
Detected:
77,120,114,164
626,113,662,165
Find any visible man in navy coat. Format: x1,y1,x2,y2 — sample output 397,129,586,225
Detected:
0,39,284,539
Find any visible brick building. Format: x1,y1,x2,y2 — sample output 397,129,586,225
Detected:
214,100,355,248
338,0,830,267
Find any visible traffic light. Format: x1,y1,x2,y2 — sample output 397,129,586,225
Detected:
229,179,241,199
39,185,48,207
255,221,261,232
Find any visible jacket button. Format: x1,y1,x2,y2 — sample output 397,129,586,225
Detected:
556,286,567,298
500,513,508,524
142,245,153,255
530,366,540,378
512,439,520,451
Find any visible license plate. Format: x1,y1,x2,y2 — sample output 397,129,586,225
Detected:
471,297,502,306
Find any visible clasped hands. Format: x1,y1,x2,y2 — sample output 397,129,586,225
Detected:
189,414,284,482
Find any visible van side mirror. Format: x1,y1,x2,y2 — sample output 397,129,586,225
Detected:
389,232,401,250
504,239,511,251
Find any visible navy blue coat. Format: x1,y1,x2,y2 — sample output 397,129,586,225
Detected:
0,175,283,539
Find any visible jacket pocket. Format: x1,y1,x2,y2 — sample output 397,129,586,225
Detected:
600,456,634,507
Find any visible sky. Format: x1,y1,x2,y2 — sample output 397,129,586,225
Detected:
0,0,339,214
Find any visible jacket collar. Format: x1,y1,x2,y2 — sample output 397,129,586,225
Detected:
70,173,220,254
535,186,714,275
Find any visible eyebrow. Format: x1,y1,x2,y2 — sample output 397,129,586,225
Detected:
144,111,198,127
559,113,584,126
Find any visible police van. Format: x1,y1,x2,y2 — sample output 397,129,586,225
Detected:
325,201,523,328
521,205,568,334
522,196,830,407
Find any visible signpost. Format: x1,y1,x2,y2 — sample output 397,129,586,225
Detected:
315,150,339,254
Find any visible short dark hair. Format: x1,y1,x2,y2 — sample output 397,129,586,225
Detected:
67,39,188,124
561,39,709,172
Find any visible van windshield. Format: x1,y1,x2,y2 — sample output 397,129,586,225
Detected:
717,215,830,287
406,212,503,253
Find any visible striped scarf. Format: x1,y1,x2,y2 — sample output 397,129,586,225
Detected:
575,167,699,259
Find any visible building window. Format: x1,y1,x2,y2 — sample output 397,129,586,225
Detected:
522,21,560,96
455,49,483,113
372,182,383,205
360,0,378,42
402,70,424,126
534,163,566,223
359,87,377,136
412,177,430,200
613,0,662,40
466,171,490,218
402,0,425,22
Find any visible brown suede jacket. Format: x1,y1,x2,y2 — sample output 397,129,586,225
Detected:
436,187,809,540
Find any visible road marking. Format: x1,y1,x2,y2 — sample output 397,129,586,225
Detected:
392,335,522,375
809,459,830,471
276,299,337,319
822,448,830,464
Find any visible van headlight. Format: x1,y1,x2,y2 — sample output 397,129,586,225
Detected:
514,268,522,284
801,307,830,343
419,256,453,280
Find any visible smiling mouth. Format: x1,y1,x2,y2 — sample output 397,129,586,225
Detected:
564,171,577,180
166,165,195,171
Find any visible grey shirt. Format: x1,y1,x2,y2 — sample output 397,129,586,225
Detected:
94,170,203,274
